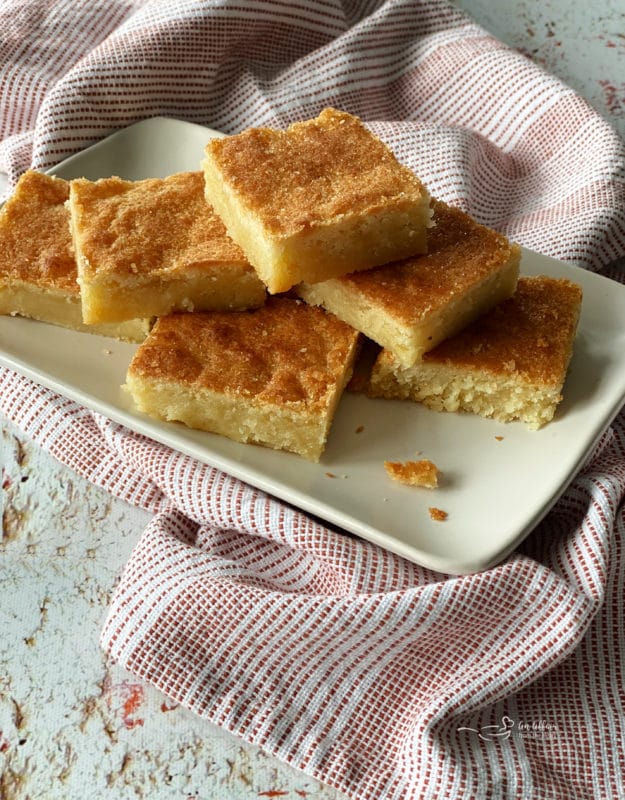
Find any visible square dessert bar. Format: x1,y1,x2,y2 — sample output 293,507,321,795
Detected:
202,108,432,294
0,170,150,342
298,199,521,367
125,297,361,461
68,171,266,324
367,276,583,429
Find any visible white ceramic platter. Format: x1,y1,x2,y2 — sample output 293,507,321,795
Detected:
2,117,625,574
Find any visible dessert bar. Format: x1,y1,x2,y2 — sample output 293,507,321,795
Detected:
68,171,266,324
367,276,582,428
202,108,432,293
0,171,150,341
298,199,520,367
125,297,360,461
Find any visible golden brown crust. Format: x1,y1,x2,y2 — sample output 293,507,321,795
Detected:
127,297,360,410
333,200,520,326
428,507,448,521
420,275,583,385
204,108,429,237
0,171,78,293
69,171,249,279
384,459,440,488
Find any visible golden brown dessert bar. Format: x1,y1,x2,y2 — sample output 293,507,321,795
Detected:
202,108,432,294
68,171,266,324
367,276,583,429
0,170,150,342
298,199,520,367
125,297,360,461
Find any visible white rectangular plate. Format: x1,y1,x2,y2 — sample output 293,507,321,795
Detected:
2,117,625,574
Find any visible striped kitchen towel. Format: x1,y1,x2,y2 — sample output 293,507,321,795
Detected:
2,2,625,799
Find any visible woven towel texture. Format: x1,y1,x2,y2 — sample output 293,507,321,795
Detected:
2,2,625,798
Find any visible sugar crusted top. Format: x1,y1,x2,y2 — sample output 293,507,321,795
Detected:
421,276,583,385
70,171,249,279
0,170,78,293
128,297,360,409
204,108,428,236
333,200,519,324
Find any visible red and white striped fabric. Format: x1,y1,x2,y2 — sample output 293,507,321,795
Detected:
2,2,625,798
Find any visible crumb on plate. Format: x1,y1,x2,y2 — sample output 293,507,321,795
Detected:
384,459,440,488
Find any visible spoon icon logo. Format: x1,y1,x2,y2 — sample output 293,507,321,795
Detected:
457,715,515,741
